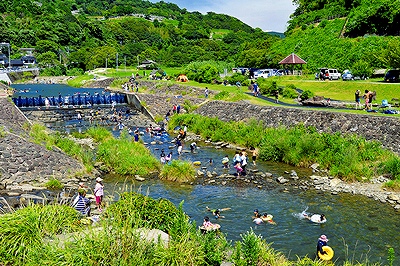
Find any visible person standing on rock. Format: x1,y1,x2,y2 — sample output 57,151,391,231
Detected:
355,90,361,110
240,151,248,176
94,177,104,212
176,138,183,155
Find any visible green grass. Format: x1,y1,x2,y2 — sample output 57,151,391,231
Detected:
211,29,232,40
160,160,196,182
44,178,64,189
96,130,160,176
268,75,400,104
66,74,95,87
169,114,400,183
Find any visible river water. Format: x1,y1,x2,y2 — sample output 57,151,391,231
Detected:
106,128,400,264
13,84,400,264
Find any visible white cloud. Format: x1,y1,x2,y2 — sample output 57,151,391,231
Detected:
151,0,296,32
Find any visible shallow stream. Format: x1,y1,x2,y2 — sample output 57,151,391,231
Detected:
13,84,399,264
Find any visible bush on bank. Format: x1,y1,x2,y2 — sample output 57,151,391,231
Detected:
160,160,196,182
169,114,400,183
95,130,160,176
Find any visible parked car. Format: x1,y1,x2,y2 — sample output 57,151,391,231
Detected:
342,70,354,80
318,68,341,80
326,69,341,80
384,69,400,82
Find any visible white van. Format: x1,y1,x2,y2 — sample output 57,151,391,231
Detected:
320,68,341,80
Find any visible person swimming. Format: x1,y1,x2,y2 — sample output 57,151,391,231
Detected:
303,212,327,224
261,213,276,225
253,213,263,225
206,206,231,219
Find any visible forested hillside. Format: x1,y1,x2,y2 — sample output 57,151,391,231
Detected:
0,0,399,76
0,0,280,74
289,0,400,37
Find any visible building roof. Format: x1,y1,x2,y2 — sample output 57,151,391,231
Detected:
279,53,307,65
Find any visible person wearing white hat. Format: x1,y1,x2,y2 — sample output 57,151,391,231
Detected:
94,177,104,212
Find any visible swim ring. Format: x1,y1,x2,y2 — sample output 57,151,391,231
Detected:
221,158,229,164
318,246,334,260
200,223,221,231
193,161,201,166
310,214,327,224
261,214,273,222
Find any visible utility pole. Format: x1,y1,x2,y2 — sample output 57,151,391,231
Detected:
116,53,118,71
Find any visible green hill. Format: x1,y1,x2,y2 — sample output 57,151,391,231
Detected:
0,0,399,75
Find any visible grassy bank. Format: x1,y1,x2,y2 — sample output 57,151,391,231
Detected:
169,114,400,184
30,124,196,182
0,192,390,266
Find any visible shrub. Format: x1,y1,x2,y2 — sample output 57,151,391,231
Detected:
44,178,64,189
160,160,196,182
0,205,80,265
96,134,160,176
300,90,314,101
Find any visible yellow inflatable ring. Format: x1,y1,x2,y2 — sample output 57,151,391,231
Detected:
318,246,334,260
193,161,201,166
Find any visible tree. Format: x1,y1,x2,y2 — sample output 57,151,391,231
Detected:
384,39,400,69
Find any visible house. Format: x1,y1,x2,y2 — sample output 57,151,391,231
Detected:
21,55,36,65
0,54,8,65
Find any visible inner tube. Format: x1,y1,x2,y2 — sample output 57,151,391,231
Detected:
193,161,201,166
310,214,326,224
200,223,221,231
318,246,334,260
222,158,229,164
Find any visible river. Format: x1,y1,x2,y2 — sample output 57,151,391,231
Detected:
13,84,400,264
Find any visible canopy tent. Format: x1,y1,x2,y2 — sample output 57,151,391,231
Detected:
278,53,307,75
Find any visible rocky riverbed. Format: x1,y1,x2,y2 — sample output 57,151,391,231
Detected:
178,133,400,211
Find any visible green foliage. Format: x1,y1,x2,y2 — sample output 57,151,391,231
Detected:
183,99,197,113
226,73,250,86
0,204,80,265
282,84,299,99
0,126,6,138
44,178,64,190
388,247,395,266
236,229,262,265
106,192,188,235
300,90,314,101
185,61,232,83
170,114,399,182
96,132,160,176
84,126,113,142
160,160,196,182
379,155,400,180
213,91,230,100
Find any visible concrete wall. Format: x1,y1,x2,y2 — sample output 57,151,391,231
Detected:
0,73,11,84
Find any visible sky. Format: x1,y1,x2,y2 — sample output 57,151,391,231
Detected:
150,0,296,33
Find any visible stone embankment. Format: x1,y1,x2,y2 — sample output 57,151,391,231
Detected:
194,101,400,154
0,97,88,200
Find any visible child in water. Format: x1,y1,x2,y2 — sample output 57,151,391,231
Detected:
206,206,231,219
261,213,276,225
